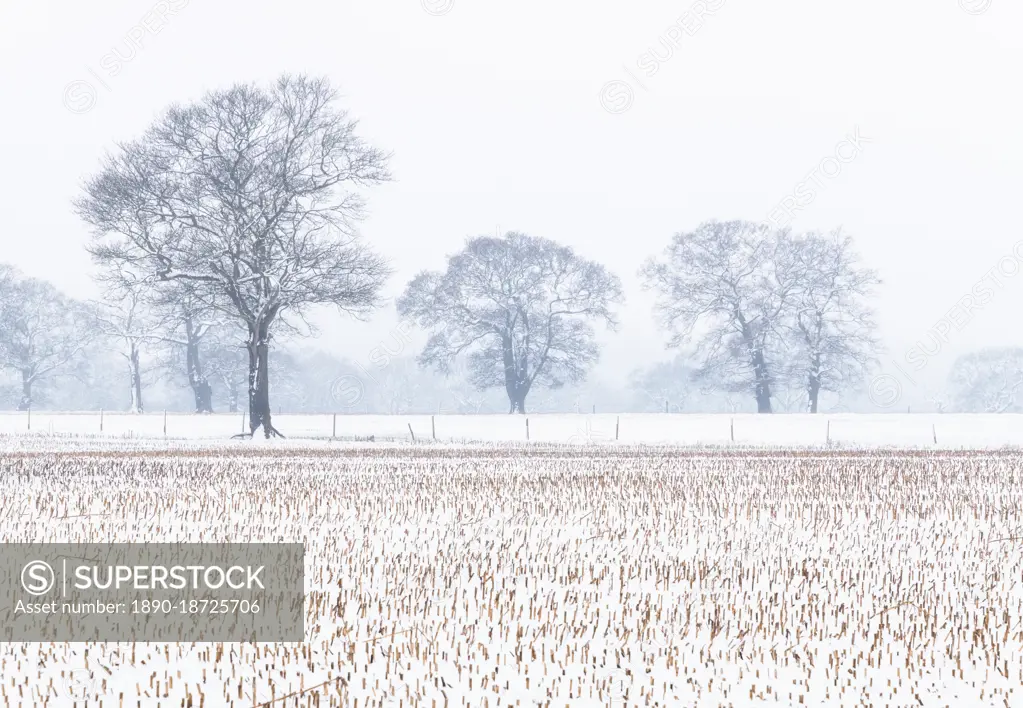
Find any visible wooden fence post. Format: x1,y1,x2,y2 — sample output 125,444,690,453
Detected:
615,416,620,441
432,415,436,441
526,418,530,441
332,413,337,439
408,423,416,442
730,417,734,442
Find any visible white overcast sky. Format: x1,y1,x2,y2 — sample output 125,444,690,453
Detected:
1,0,1020,398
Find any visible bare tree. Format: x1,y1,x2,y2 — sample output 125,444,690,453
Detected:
76,75,391,437
948,347,1023,413
782,228,880,412
90,283,164,414
0,270,93,410
628,355,695,413
641,220,797,413
398,232,623,414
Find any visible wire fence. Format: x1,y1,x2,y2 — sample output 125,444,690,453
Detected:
2,411,1022,448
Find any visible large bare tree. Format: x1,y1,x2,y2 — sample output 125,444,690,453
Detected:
398,232,623,414
76,75,391,437
782,228,880,412
0,269,93,411
641,220,798,413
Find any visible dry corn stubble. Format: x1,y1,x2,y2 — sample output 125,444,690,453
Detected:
0,440,1021,706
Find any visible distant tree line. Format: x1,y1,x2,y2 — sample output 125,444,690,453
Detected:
0,74,1009,432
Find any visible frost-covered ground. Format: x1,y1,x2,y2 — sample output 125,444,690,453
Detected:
2,441,1022,706
4,412,1023,448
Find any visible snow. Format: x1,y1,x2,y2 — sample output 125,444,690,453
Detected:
2,411,1023,448
0,439,1018,703
2,435,1022,706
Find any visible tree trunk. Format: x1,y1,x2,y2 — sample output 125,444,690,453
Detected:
738,316,772,413
751,348,773,414
227,379,239,414
185,318,214,413
247,321,283,438
196,380,213,413
18,370,32,412
505,377,528,414
508,391,527,414
806,359,821,414
129,344,144,414
501,338,529,414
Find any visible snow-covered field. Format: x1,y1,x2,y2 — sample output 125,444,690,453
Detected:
5,412,1023,448
2,439,1022,706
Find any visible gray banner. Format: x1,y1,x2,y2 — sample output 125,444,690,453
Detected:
0,543,304,641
